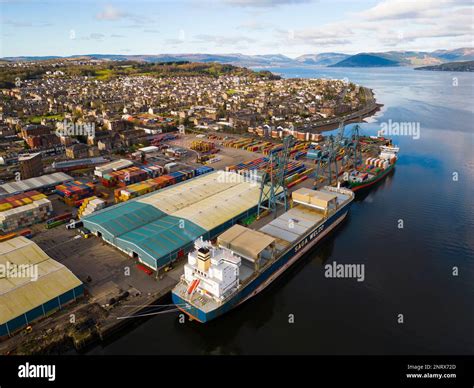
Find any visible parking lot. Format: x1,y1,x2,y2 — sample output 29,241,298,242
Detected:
32,225,182,307
167,133,263,171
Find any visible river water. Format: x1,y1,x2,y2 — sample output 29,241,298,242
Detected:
88,66,474,355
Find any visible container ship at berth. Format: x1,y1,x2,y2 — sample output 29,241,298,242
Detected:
345,145,399,192
172,186,354,323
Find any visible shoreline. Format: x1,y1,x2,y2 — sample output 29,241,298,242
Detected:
297,87,382,133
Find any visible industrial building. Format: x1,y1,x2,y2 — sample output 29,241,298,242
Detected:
0,237,83,337
94,159,134,178
0,172,73,196
83,171,264,272
52,157,108,172
19,152,44,179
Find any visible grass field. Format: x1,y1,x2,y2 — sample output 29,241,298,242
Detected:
94,69,114,80
28,114,65,124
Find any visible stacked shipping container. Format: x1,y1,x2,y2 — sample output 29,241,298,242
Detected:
78,197,106,218
0,191,47,212
114,166,214,203
55,181,96,207
0,198,53,233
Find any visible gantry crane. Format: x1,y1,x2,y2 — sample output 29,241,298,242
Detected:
257,135,294,219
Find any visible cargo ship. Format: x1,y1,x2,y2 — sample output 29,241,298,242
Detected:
172,186,354,323
344,145,399,192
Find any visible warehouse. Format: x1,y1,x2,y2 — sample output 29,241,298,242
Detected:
0,237,83,337
0,172,73,196
94,159,134,178
83,171,265,271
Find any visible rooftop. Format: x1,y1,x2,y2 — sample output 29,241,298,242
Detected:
0,237,82,325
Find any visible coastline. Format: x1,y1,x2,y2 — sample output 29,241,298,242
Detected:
308,87,382,133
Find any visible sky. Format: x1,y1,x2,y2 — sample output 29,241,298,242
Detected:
1,0,473,58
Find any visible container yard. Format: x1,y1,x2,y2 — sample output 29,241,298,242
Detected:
0,228,33,243
226,157,314,187
82,170,269,272
78,197,106,218
113,166,213,203
222,136,309,159
0,195,53,233
55,180,96,207
190,140,218,154
248,125,324,143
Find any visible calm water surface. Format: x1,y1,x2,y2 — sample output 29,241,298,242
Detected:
88,67,474,355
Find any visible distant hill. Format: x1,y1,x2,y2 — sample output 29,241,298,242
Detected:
1,53,295,67
327,48,474,68
431,48,474,62
295,53,350,66
414,60,474,72
330,53,400,67
2,48,473,68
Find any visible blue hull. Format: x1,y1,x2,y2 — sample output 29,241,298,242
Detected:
172,205,350,323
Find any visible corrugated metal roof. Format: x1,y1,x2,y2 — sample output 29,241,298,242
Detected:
52,157,108,168
138,171,246,213
116,214,206,261
0,237,82,325
172,180,261,230
82,171,263,268
95,159,133,173
0,173,73,194
83,201,165,240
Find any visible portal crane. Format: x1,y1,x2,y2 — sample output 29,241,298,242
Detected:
257,135,294,219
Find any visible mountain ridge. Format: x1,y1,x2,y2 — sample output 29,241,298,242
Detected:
2,48,473,68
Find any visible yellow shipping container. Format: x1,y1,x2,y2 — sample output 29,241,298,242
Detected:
0,203,13,212
31,194,46,201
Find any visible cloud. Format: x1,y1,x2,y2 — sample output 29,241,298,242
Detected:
193,34,256,46
96,5,125,21
277,22,354,47
355,0,473,47
238,19,272,31
80,33,105,41
96,4,155,25
275,0,473,52
225,0,313,7
165,38,185,45
359,0,469,21
3,19,51,28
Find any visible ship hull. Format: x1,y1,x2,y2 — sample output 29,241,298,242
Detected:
348,163,395,192
172,205,350,323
